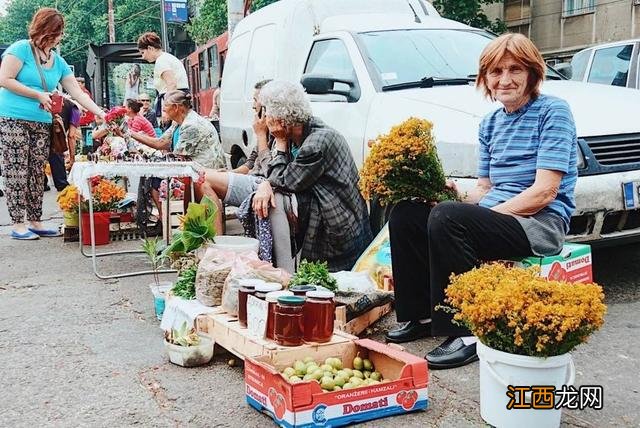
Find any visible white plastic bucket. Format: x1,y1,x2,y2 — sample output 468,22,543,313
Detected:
477,341,575,428
208,235,260,253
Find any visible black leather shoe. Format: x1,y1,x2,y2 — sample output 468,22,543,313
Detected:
385,321,431,343
426,337,478,370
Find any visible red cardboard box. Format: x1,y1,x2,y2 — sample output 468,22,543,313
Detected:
244,338,429,427
507,243,593,283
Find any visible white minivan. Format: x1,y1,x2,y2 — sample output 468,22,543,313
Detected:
220,0,640,245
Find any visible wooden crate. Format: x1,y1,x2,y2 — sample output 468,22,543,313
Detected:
334,302,393,335
63,226,79,242
196,311,356,361
162,199,184,243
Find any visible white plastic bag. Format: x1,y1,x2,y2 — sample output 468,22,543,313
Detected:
331,271,376,293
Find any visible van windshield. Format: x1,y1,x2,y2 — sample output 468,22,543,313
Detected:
357,29,563,90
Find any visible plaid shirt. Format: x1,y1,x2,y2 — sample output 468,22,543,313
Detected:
267,117,372,271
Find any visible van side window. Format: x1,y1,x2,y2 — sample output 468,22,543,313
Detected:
223,32,251,101
570,49,590,81
305,39,357,84
587,45,633,87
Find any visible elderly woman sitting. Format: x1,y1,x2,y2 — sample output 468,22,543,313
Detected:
252,80,372,272
386,33,578,370
130,90,225,225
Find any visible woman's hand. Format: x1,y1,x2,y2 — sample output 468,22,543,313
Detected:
252,180,276,219
110,124,124,138
37,92,52,111
252,113,268,138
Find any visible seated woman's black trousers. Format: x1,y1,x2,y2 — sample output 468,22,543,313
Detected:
389,200,533,337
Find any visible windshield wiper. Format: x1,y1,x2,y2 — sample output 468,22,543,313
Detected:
382,76,475,91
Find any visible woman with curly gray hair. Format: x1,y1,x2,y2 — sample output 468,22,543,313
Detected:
252,80,372,271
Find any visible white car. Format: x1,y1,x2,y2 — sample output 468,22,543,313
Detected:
569,38,639,89
220,0,640,245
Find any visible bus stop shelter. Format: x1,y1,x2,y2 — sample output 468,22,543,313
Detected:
86,43,144,108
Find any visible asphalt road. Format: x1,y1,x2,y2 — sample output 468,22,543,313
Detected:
0,191,638,427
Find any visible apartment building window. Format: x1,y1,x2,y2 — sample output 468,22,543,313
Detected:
505,0,530,22
563,0,595,17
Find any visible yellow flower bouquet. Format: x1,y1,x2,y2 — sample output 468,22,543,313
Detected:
57,185,80,212
442,264,606,357
359,117,457,205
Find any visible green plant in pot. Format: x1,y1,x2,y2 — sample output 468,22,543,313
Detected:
163,321,213,367
142,237,173,320
142,237,166,287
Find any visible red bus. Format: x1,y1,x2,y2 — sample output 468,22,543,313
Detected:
183,32,229,117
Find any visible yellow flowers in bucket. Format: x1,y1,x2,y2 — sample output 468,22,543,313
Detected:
359,117,457,205
56,185,80,212
441,264,606,357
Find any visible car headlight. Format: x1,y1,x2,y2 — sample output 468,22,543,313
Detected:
576,143,586,169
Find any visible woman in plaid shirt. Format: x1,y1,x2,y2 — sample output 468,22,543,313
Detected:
252,80,373,272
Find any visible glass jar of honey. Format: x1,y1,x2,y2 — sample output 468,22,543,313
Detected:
238,279,265,328
274,296,305,346
303,290,335,343
289,284,316,297
255,282,283,300
265,290,293,341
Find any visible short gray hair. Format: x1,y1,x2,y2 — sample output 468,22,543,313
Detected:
258,80,312,125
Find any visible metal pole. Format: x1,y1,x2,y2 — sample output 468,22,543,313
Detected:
160,0,169,53
107,0,116,43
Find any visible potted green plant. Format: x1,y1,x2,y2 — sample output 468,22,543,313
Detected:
441,264,606,428
164,321,213,367
142,237,173,320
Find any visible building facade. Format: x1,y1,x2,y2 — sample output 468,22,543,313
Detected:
484,0,640,62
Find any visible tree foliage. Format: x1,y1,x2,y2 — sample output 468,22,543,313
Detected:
432,0,507,34
186,0,279,45
186,0,227,45
0,0,161,67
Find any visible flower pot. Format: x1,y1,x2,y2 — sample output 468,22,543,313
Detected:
164,336,214,367
149,281,173,321
81,211,111,246
477,341,575,428
63,211,79,227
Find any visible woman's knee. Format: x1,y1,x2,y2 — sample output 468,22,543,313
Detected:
427,201,466,233
388,200,428,235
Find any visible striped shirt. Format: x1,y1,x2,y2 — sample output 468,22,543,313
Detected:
477,94,578,228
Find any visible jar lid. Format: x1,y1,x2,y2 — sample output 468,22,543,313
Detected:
255,282,283,293
277,295,305,305
238,279,266,289
289,284,317,292
306,290,335,299
265,290,293,302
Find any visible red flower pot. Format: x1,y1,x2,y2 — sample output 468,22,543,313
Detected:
81,211,111,246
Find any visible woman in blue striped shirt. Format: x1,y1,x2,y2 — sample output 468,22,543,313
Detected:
386,33,578,370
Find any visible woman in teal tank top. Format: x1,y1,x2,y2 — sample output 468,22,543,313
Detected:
0,8,106,240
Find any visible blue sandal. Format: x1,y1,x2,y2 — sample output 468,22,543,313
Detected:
10,230,40,240
28,227,62,237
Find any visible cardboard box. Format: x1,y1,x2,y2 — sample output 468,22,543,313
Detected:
244,338,429,427
509,243,593,283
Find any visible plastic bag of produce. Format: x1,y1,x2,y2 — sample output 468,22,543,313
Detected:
222,256,291,315
195,248,237,306
351,224,392,290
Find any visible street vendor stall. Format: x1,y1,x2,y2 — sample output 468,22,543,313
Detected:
68,160,204,279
